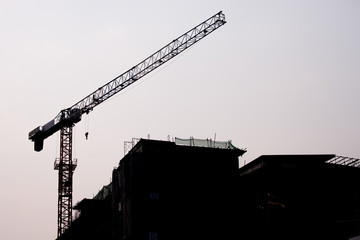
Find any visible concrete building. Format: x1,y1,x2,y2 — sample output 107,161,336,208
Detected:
58,138,245,240
238,154,360,240
57,139,360,240
112,138,245,240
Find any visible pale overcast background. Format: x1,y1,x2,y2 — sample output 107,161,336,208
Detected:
1,0,359,239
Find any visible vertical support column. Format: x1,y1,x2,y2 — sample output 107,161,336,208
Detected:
55,126,75,238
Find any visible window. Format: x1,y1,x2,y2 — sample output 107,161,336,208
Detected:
149,231,158,240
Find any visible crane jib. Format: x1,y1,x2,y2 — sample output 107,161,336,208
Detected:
28,11,226,152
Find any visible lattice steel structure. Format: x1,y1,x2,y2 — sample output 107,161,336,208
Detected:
124,138,141,156
28,11,226,153
54,127,77,237
28,11,226,237
326,155,360,168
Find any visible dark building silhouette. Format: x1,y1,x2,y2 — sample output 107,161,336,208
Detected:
58,184,113,240
238,154,360,240
57,139,360,240
112,138,245,240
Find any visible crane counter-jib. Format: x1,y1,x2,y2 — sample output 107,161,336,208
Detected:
28,108,82,151
28,11,226,152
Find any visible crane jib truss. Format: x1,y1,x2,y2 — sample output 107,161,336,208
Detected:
29,11,226,152
28,11,226,238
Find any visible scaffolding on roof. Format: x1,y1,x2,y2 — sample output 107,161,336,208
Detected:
174,137,241,150
326,155,360,168
93,182,112,200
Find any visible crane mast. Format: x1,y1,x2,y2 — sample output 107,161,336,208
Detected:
28,11,226,238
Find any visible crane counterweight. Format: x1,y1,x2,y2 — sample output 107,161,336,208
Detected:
29,108,82,151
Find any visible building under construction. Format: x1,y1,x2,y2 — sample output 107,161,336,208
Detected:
56,138,360,240
238,154,360,240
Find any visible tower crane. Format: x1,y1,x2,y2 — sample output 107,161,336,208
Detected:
28,11,226,238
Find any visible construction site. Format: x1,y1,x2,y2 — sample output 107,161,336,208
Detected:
26,11,360,240
56,138,360,240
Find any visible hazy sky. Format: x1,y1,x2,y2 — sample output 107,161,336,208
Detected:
1,0,359,239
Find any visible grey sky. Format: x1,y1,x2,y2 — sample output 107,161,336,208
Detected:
1,0,359,239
